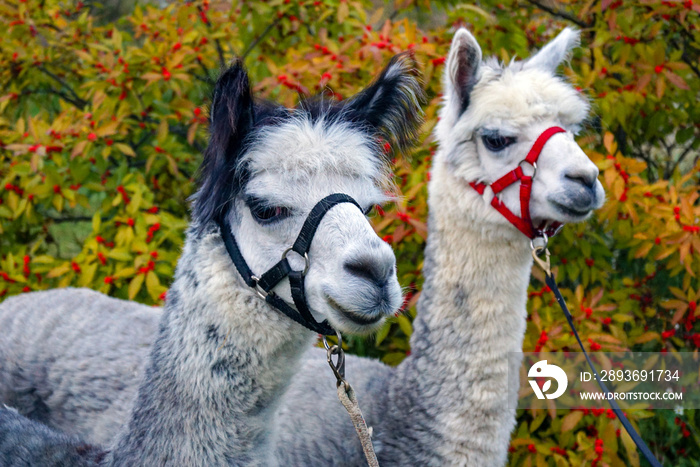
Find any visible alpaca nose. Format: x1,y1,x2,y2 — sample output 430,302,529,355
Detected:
564,166,598,189
343,247,395,288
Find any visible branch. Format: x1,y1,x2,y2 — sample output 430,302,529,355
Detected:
45,215,94,224
195,58,215,85
524,0,591,28
36,66,87,109
666,139,698,179
242,17,282,60
214,39,227,69
21,88,86,110
196,4,227,68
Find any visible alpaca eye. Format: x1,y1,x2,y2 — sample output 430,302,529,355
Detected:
481,134,516,152
247,198,290,224
251,206,289,223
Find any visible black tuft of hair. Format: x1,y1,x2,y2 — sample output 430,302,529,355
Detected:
342,52,425,154
191,60,256,229
191,54,425,229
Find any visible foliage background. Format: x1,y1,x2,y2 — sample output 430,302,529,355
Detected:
1,0,699,465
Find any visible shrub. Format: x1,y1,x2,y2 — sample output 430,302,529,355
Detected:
1,0,698,464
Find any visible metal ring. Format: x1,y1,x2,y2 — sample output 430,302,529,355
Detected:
519,160,537,178
250,275,268,299
530,233,549,255
282,247,310,276
322,330,343,350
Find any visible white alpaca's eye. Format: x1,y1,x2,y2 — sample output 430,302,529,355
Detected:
481,133,516,152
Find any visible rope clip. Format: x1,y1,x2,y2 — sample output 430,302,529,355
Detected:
530,234,551,276
323,331,348,390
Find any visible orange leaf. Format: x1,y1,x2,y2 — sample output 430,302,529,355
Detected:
663,69,689,90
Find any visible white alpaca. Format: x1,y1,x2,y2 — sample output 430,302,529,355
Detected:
269,27,605,466
0,55,423,465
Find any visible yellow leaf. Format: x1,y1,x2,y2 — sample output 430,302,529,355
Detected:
115,143,135,157
107,249,132,261
78,262,98,287
71,140,88,159
655,76,665,99
146,270,161,300
113,267,136,279
52,194,64,212
620,425,641,467
141,72,162,85
128,273,145,300
337,1,349,23
661,299,687,310
47,263,70,278
92,211,101,233
187,122,198,145
96,120,119,137
157,120,168,142
603,132,616,154
634,332,660,344
397,315,413,337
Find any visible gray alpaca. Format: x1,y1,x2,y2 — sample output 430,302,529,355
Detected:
0,54,424,466
1,29,605,466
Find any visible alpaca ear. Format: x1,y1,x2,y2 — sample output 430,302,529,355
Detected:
192,60,255,227
444,28,482,116
523,28,580,73
343,52,425,153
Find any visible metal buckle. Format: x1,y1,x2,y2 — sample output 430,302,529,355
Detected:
282,247,310,276
249,275,269,299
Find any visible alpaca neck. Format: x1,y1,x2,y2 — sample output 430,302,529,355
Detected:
382,156,532,466
106,226,313,466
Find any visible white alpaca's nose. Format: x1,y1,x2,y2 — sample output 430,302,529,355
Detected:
564,164,599,190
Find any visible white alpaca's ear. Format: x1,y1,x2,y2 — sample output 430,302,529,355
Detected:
444,28,482,116
523,28,580,73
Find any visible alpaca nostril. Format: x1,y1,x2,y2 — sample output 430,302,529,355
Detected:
343,256,391,288
564,171,597,189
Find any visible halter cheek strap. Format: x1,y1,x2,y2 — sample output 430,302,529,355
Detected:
217,193,361,335
470,126,566,239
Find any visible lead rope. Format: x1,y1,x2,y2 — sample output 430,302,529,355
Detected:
324,333,380,467
531,239,663,467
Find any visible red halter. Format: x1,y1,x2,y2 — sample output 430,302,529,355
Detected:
469,126,566,239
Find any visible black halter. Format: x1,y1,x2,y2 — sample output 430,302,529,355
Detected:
216,193,362,335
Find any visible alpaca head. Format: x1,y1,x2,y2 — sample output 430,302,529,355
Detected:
435,28,605,237
192,55,423,334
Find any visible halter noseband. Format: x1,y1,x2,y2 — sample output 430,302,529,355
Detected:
469,126,566,239
217,193,362,335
